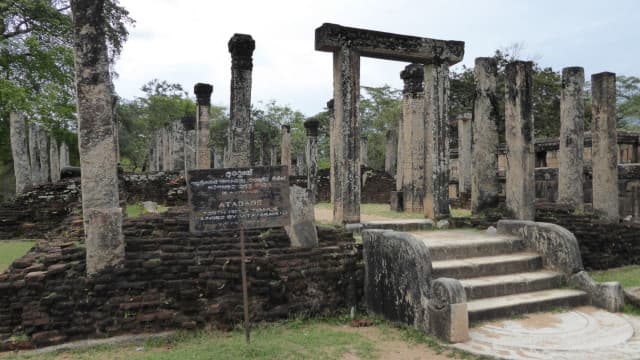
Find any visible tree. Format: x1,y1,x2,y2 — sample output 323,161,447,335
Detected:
359,85,402,170
617,75,640,129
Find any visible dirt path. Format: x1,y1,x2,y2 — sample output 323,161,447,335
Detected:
337,325,459,360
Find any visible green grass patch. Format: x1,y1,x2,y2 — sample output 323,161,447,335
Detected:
0,240,36,272
126,203,169,218
450,208,471,218
590,265,640,288
7,319,377,360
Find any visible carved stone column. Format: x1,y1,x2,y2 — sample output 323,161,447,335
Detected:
9,112,31,194
194,83,213,169
304,117,320,203
226,34,255,168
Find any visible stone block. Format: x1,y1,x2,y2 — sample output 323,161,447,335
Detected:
285,185,318,248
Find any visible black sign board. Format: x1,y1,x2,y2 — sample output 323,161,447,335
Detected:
187,166,291,232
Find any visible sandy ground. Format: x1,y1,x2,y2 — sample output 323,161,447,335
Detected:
339,325,457,360
314,207,401,223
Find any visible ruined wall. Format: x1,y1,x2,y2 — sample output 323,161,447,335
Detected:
0,212,363,350
536,205,640,270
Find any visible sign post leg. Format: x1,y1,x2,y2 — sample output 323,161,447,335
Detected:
240,225,251,344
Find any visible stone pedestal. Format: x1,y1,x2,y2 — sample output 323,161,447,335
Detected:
280,124,291,172
424,62,451,220
399,63,426,213
304,117,320,203
226,34,255,168
71,0,124,274
471,58,500,214
591,72,619,221
330,45,360,224
385,130,397,175
194,83,213,169
285,185,318,248
505,61,535,221
9,112,31,194
457,113,472,201
558,67,585,207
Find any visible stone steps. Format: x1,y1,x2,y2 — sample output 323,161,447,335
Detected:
427,236,524,261
459,270,564,300
431,252,542,279
467,289,588,323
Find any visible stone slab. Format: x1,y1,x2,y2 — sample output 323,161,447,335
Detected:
454,306,640,359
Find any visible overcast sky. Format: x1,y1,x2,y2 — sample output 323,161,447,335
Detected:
113,0,639,116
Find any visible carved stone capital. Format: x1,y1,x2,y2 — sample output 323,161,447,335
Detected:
228,34,256,70
400,63,424,94
193,83,213,105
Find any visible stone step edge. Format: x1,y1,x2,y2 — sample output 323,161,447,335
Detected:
459,271,565,300
467,288,588,313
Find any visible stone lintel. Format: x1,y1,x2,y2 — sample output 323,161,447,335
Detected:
401,63,424,94
304,118,320,137
315,23,464,65
228,33,256,70
193,83,213,105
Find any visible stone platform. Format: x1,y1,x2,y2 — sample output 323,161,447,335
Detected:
454,306,640,359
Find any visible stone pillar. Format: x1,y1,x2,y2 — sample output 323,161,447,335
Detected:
213,150,223,169
359,135,368,168
385,130,397,175
59,142,70,169
270,144,277,165
171,121,185,171
400,63,425,213
161,127,171,171
296,153,305,176
558,67,585,207
591,72,619,221
280,124,291,172
71,0,124,274
505,61,535,220
260,135,271,166
331,44,360,224
194,83,213,169
29,123,49,185
50,136,60,182
181,114,196,172
423,62,451,220
471,58,500,213
9,112,31,194
226,34,255,168
457,113,472,200
304,117,320,203
396,114,404,192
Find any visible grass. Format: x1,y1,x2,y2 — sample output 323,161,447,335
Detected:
3,318,378,360
126,203,169,218
590,265,640,316
590,265,640,288
0,240,36,272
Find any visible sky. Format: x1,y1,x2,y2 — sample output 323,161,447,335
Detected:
113,0,640,116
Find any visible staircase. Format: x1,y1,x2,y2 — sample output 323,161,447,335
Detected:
414,230,588,323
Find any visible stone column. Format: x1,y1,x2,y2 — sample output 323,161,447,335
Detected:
331,44,360,224
181,114,196,172
399,64,425,213
226,34,255,168
359,135,368,168
423,62,451,220
59,142,70,169
161,127,171,171
171,121,185,171
213,151,223,169
591,72,619,221
385,130,397,175
505,61,535,220
558,67,585,207
296,153,305,176
280,124,292,172
50,136,60,182
194,83,213,169
29,123,49,185
270,144,278,165
260,135,271,166
71,0,123,274
304,118,320,203
457,113,472,200
9,112,31,194
471,58,500,213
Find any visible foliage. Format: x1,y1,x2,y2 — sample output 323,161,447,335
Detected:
117,80,196,171
0,0,133,181
359,85,402,170
250,100,307,165
617,76,640,129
